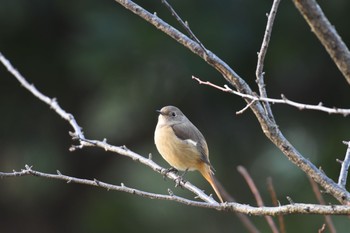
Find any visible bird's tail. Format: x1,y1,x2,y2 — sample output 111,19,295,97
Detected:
199,165,232,203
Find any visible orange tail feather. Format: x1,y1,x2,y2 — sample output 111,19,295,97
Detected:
199,165,224,203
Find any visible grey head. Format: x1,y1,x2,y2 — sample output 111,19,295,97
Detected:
156,105,188,126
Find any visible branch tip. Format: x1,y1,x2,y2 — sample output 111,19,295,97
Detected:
168,188,174,196
286,196,294,204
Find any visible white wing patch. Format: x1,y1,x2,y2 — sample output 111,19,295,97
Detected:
185,139,197,147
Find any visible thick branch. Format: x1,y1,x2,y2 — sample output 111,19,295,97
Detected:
2,165,350,216
292,0,350,85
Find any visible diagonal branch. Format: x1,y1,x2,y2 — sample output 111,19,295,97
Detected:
292,0,350,85
0,53,85,140
308,176,337,233
238,166,279,233
267,178,286,233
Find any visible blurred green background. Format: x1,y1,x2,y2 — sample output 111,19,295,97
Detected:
1,0,350,232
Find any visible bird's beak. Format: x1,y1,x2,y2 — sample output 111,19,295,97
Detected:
156,109,162,115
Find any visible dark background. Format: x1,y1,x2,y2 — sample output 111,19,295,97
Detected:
1,0,350,232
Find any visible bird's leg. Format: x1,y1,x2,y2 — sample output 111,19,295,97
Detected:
162,167,179,180
166,167,179,174
175,168,189,188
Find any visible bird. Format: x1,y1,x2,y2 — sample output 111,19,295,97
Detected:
154,105,224,202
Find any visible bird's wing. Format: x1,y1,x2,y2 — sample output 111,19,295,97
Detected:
171,122,211,166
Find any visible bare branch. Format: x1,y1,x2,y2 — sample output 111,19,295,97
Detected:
310,180,337,232
160,0,208,54
1,165,213,207
236,100,257,115
338,141,350,187
237,166,280,233
256,0,281,120
292,0,350,85
318,224,326,233
309,177,337,233
267,177,286,233
0,53,85,140
2,165,350,216
192,76,350,116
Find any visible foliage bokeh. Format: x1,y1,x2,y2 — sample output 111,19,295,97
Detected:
1,0,350,232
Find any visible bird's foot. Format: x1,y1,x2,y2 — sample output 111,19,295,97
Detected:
174,169,188,188
162,167,178,180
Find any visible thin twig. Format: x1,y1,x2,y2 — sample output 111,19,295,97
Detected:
192,76,350,116
2,165,350,216
256,0,281,120
1,165,215,207
318,224,326,233
236,100,257,115
308,176,337,233
338,141,350,187
267,177,287,233
237,166,280,233
160,0,208,55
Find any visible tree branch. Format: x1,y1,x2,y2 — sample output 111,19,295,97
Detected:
267,178,286,233
338,141,350,188
292,0,350,85
160,0,208,54
192,76,350,116
238,166,279,233
0,53,85,140
2,165,350,216
256,0,281,120
308,176,337,233
1,165,215,207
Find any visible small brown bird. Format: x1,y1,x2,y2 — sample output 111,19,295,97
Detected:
154,105,224,202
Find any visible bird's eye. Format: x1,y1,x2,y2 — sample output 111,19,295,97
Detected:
171,112,176,117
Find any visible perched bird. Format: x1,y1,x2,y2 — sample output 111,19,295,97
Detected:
154,105,224,202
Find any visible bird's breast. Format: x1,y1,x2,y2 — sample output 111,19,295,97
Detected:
154,125,202,171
